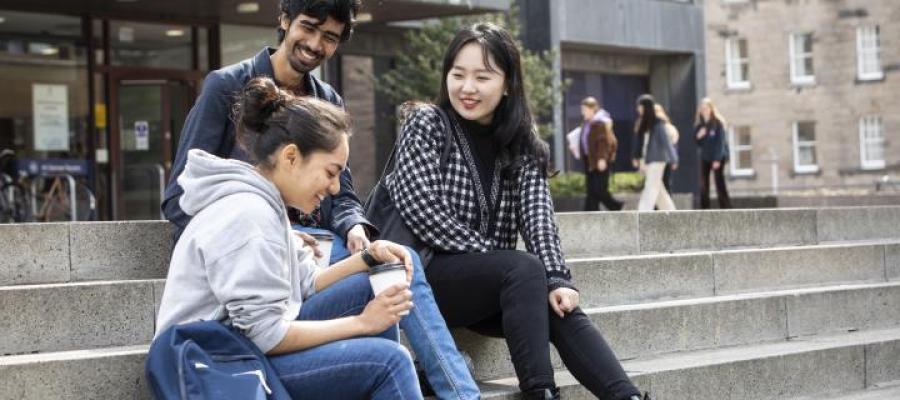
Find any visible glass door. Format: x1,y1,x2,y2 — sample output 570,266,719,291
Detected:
114,79,192,220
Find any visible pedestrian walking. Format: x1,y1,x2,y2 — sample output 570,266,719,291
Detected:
695,97,732,209
581,97,623,211
632,94,677,211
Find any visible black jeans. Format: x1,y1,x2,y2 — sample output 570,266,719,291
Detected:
699,159,732,209
584,163,623,211
426,250,640,400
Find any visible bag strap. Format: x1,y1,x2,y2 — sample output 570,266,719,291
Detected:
365,106,454,210
377,105,453,180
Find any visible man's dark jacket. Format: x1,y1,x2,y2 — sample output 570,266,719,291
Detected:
162,47,374,243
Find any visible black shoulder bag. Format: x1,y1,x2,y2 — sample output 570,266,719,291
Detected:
364,106,454,266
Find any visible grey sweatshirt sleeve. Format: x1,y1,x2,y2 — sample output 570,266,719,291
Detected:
206,235,292,353
292,233,320,301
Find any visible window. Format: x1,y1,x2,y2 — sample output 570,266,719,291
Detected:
857,26,883,80
789,33,815,84
792,122,818,173
725,38,750,89
729,126,754,176
859,116,885,170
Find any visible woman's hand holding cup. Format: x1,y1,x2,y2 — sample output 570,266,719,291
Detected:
358,284,413,334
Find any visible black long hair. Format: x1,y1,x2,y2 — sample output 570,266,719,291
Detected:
437,23,551,175
235,77,350,169
635,94,658,136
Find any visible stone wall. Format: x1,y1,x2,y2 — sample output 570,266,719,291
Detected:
704,0,899,192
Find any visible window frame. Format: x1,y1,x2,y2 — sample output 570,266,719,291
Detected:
859,115,886,170
789,32,815,85
729,126,755,176
856,25,883,81
725,37,751,89
792,121,819,174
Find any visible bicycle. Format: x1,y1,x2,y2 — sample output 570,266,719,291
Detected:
0,149,31,223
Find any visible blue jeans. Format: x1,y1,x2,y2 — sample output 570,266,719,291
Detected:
291,226,351,265
268,273,421,400
293,226,480,400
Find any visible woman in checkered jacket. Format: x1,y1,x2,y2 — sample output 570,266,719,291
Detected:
386,23,648,400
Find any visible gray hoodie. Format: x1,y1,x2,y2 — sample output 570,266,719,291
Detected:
155,149,319,353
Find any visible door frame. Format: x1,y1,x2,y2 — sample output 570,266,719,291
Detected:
106,67,202,219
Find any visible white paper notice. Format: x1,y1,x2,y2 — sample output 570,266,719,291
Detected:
33,84,70,152
134,120,150,151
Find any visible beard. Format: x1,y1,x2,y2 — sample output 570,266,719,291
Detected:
287,43,324,75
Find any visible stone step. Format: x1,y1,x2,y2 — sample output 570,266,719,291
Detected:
797,382,900,400
0,345,149,400
0,221,170,287
455,282,900,381
3,270,899,364
4,206,900,287
0,280,164,356
481,327,900,400
559,206,900,257
571,241,899,307
5,326,898,400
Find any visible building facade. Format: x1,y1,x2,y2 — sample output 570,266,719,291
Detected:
0,0,508,221
520,0,706,194
704,0,898,195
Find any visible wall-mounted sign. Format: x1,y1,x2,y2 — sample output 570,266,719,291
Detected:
17,159,90,177
134,120,149,151
94,103,107,129
33,84,70,152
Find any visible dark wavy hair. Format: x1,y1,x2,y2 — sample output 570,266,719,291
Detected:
437,23,551,175
235,77,350,169
277,0,361,43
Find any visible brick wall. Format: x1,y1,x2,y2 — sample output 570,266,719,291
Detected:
340,55,378,198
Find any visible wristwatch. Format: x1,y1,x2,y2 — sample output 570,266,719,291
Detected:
360,247,379,268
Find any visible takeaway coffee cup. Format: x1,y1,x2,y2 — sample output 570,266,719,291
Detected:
309,232,333,268
368,263,410,316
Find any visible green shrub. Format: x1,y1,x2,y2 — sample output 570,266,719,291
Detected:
548,172,586,198
609,172,644,193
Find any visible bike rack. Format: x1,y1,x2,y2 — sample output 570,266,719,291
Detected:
155,163,165,220
30,174,79,222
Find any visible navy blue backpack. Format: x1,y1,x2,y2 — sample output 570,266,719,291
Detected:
146,321,291,400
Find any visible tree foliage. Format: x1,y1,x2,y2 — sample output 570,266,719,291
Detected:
373,6,562,139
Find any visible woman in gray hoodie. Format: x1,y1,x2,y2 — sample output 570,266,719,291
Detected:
155,77,423,399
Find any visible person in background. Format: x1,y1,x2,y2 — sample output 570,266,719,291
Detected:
632,94,677,211
695,97,732,209
388,23,651,400
580,96,623,211
654,104,680,195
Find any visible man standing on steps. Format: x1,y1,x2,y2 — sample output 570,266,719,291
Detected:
160,1,479,398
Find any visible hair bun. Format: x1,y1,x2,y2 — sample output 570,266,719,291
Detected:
238,77,289,134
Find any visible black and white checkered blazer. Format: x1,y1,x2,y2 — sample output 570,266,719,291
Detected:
386,106,574,290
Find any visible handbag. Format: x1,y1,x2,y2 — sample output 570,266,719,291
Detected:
365,106,454,266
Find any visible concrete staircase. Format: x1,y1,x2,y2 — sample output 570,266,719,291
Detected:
1,206,899,399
